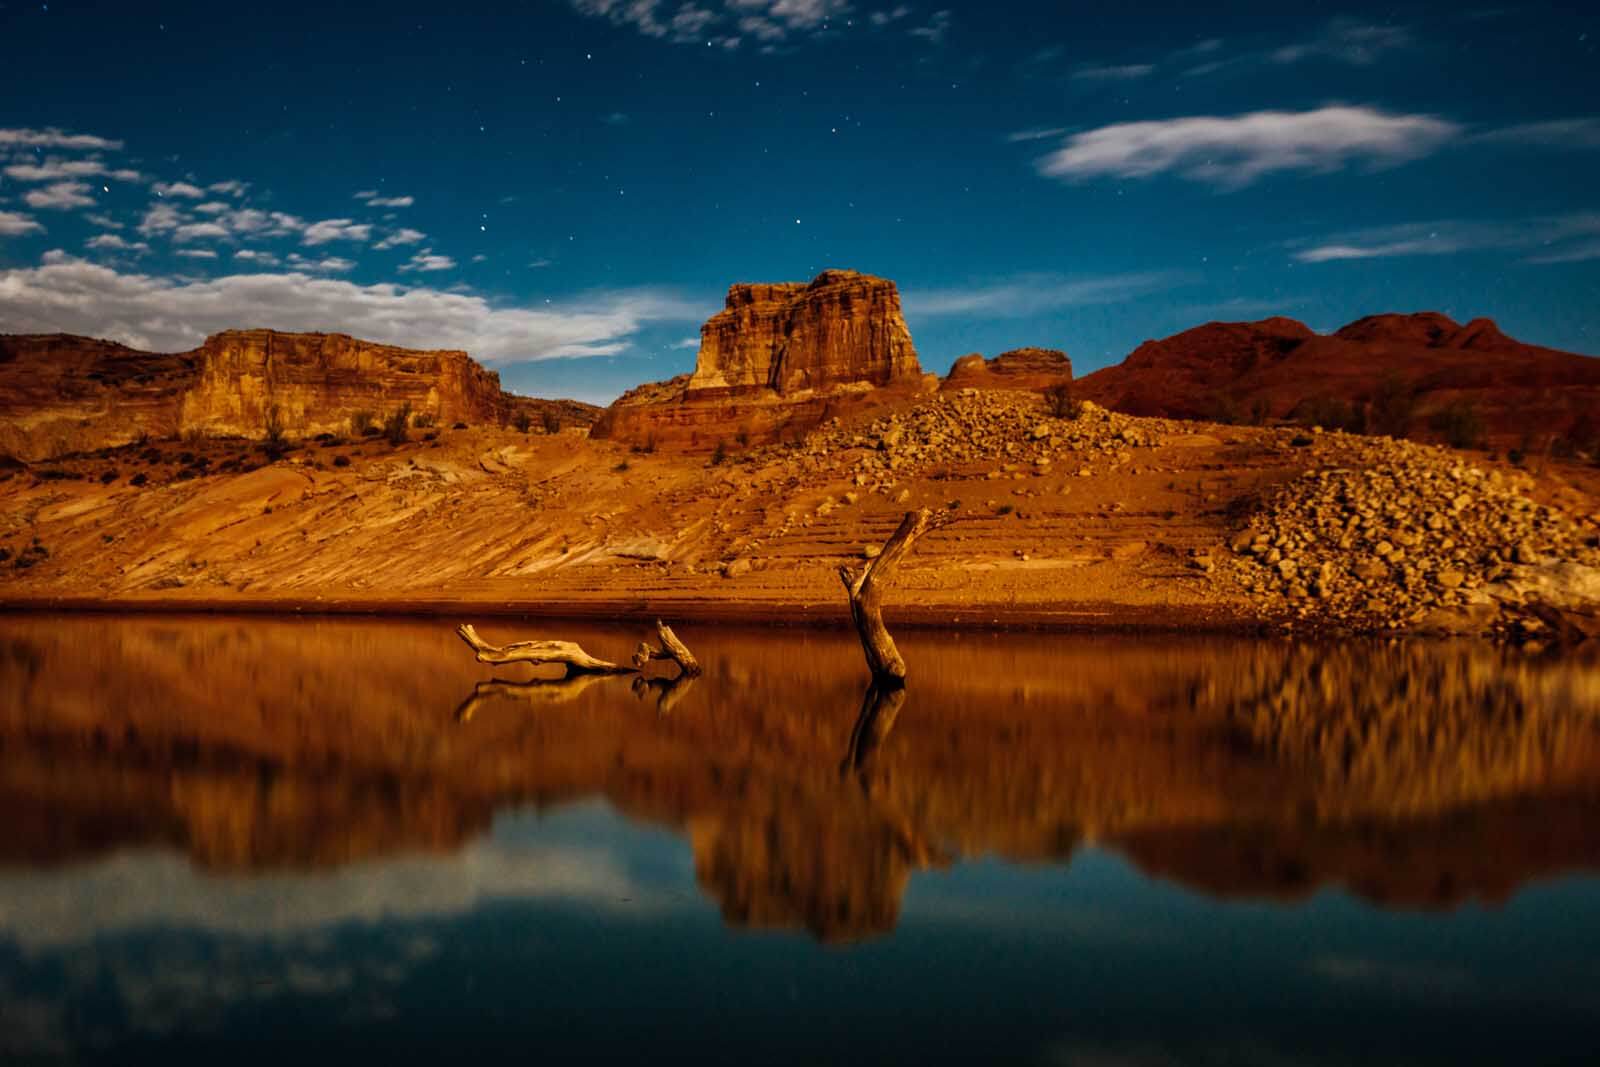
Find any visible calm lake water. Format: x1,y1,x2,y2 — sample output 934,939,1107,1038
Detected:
1,614,1598,1065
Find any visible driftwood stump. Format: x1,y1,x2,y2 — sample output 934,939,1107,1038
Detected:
839,509,933,683
631,619,703,677
456,624,633,675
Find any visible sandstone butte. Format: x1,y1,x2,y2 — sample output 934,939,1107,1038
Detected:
1075,311,1600,444
590,269,930,450
943,347,1073,392
0,329,597,461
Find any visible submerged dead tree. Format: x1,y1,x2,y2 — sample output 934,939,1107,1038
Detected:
632,619,703,677
838,508,934,683
456,623,634,675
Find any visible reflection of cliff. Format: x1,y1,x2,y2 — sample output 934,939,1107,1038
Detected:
2,618,1599,941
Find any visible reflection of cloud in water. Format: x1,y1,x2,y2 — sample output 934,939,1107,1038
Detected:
0,819,680,952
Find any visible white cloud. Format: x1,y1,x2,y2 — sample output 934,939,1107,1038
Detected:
153,180,206,198
1071,63,1154,80
1292,213,1600,265
0,126,122,151
302,218,373,245
232,248,281,266
0,210,44,236
374,227,427,249
23,180,96,209
192,200,231,214
908,8,951,44
286,253,356,273
1006,127,1067,143
207,179,249,196
175,248,218,259
3,157,140,182
671,336,700,349
1034,106,1461,189
173,221,231,242
370,195,414,207
0,251,705,362
136,202,184,235
399,249,456,272
904,271,1190,318
84,212,124,230
85,233,149,252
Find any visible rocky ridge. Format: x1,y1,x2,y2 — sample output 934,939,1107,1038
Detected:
942,347,1074,392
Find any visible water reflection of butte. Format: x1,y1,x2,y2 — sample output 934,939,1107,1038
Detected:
3,619,1600,940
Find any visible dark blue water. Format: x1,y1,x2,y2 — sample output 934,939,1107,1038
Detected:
1,616,1597,1065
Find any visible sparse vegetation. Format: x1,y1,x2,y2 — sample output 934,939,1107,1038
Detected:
613,460,631,473
130,472,148,487
350,410,376,437
412,411,437,429
263,404,289,459
541,409,562,435
1044,382,1083,421
333,454,351,467
1429,399,1485,450
512,411,534,433
1369,374,1418,439
709,440,728,466
1295,395,1367,435
384,403,413,446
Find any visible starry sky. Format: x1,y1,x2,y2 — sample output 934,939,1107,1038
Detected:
1,1,1596,403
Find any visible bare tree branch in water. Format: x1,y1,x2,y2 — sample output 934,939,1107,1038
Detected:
632,619,703,677
841,681,908,779
838,509,934,682
455,623,634,675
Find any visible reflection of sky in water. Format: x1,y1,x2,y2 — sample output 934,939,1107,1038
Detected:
3,802,1599,1066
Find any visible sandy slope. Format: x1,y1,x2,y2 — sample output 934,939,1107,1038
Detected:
2,388,1596,630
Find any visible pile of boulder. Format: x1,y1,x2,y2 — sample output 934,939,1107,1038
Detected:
1229,436,1600,636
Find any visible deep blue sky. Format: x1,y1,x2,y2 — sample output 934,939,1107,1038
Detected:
1,1,1596,401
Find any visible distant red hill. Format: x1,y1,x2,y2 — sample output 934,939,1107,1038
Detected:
1074,313,1600,448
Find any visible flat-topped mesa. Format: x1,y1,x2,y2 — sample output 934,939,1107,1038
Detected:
593,269,927,449
180,329,506,438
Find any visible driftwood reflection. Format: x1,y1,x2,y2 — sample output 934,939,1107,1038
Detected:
455,672,617,723
840,681,907,781
631,672,698,714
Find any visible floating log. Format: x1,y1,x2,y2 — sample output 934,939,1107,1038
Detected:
632,619,702,677
456,623,633,675
838,509,933,682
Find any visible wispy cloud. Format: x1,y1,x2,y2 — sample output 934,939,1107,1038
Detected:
0,250,705,362
85,233,148,252
3,157,141,183
207,179,249,197
374,227,428,250
301,218,373,246
904,271,1191,318
1472,116,1600,148
0,210,45,236
23,180,97,210
152,180,206,199
1071,63,1154,81
1033,106,1461,189
0,126,122,151
354,189,415,208
1292,213,1600,265
1006,127,1067,144
1271,18,1411,65
175,248,218,260
570,0,866,48
399,249,457,273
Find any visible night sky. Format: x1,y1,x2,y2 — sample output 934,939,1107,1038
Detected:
1,1,1596,402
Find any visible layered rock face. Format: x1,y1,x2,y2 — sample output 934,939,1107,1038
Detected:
593,269,925,449
1075,312,1600,443
0,329,587,460
942,347,1074,391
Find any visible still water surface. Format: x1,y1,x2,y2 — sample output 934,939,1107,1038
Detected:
1,615,1598,1065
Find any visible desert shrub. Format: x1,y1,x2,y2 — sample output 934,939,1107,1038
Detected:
423,431,438,442
263,405,289,459
333,454,350,468
1044,382,1083,421
384,403,412,446
613,460,631,473
1369,374,1417,439
512,411,533,433
1429,399,1485,450
996,503,1014,515
452,421,468,430
735,429,750,449
99,469,117,485
709,440,728,466
350,410,376,436
37,468,76,481
130,472,148,487
1248,397,1272,426
411,411,436,429
1289,434,1314,448
541,409,562,435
